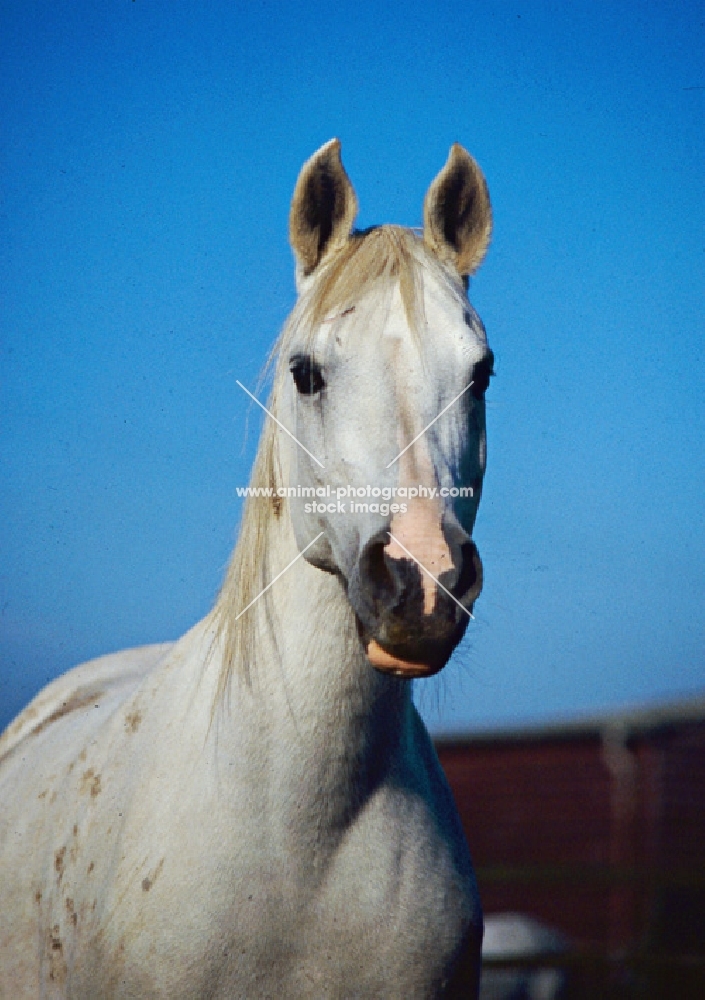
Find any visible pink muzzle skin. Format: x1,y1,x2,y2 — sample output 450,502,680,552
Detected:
365,638,446,679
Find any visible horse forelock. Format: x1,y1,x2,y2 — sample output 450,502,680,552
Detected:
212,225,465,704
286,226,465,353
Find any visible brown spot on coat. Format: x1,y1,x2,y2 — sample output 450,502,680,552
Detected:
30,687,104,738
124,710,142,732
65,898,78,928
55,847,66,880
48,925,67,984
141,856,165,892
81,768,102,797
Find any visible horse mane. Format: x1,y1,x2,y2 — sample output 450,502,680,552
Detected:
211,226,465,701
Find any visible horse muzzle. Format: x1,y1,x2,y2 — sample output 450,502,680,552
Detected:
348,523,483,679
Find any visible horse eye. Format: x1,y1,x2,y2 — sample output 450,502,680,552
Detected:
290,354,325,395
470,351,495,400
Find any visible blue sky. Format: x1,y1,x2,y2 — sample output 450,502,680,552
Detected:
1,1,704,733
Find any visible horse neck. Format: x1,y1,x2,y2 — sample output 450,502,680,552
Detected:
215,495,414,812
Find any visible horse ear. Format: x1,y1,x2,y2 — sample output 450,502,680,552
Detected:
289,139,358,277
423,144,492,277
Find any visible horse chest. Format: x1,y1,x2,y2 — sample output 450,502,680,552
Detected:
214,782,479,997
73,781,478,998
66,860,474,998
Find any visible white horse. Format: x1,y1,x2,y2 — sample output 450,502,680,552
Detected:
0,139,494,998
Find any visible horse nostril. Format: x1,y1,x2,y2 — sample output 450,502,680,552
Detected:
367,542,388,584
453,542,482,603
363,541,399,608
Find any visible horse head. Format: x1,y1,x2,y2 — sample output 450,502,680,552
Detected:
276,139,493,678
